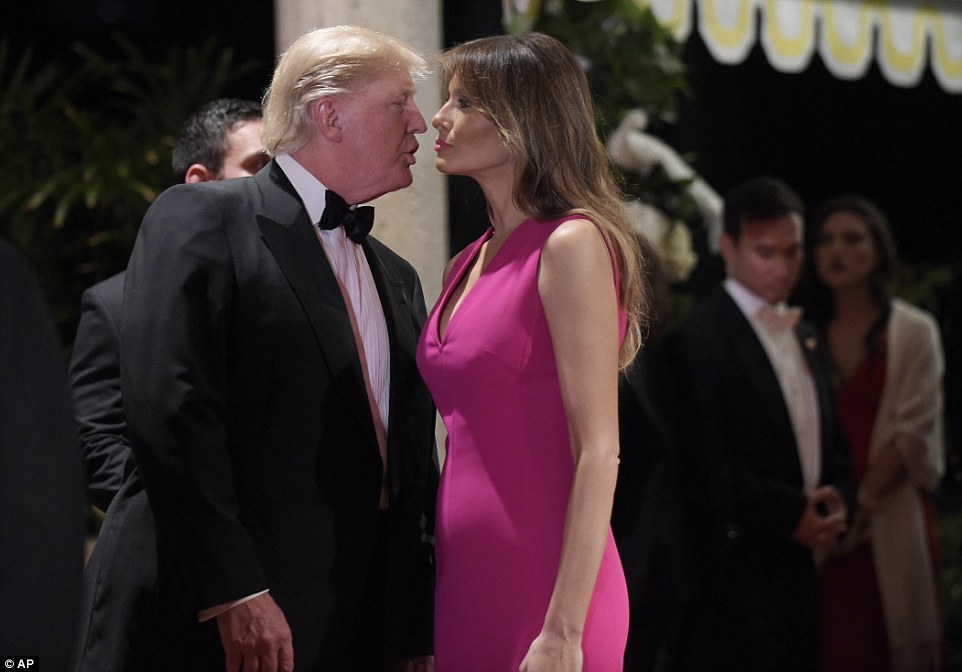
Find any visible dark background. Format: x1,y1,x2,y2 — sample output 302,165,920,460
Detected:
4,0,959,263
3,0,959,448
1,0,277,99
3,0,959,656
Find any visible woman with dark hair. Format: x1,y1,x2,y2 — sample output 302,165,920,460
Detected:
416,32,647,671
798,195,944,672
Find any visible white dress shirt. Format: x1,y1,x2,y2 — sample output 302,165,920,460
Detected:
275,154,391,437
724,278,821,493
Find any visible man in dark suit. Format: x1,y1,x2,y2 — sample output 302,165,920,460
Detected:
666,177,855,672
0,240,86,671
613,236,687,672
69,97,267,512
74,26,438,672
71,98,267,671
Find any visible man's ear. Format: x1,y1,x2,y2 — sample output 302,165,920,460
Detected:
312,98,343,142
184,164,217,183
718,231,735,265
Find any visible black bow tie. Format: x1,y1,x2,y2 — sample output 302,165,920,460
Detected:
317,189,374,244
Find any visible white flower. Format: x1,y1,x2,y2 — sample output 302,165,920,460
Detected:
625,199,669,243
625,199,699,283
608,108,724,252
662,219,699,283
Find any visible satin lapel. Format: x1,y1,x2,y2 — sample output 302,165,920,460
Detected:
253,165,372,429
361,239,417,498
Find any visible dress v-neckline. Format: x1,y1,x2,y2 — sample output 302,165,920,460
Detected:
436,221,530,345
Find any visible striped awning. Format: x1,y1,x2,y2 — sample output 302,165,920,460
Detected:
646,0,962,93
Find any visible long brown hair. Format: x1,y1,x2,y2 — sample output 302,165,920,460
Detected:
439,32,647,367
797,194,899,350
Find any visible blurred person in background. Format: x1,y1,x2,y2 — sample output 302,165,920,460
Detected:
797,195,944,672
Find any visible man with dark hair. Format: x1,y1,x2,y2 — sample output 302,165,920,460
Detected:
171,98,267,182
69,98,267,512
70,98,266,671
666,177,855,671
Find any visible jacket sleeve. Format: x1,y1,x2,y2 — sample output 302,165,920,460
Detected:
69,280,129,511
120,185,267,613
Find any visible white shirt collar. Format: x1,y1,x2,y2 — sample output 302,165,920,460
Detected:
723,277,770,320
275,153,329,226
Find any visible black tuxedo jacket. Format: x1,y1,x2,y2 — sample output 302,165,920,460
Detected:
69,270,130,511
665,285,854,672
80,162,438,671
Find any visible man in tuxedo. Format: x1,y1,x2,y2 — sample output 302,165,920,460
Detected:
75,26,438,672
71,98,267,671
69,97,267,512
613,235,687,672
666,177,855,672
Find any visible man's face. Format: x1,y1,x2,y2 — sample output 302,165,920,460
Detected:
335,68,427,203
720,213,804,305
221,119,269,179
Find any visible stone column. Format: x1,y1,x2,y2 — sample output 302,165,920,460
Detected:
274,0,448,306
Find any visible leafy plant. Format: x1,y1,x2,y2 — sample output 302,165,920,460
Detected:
0,35,261,344
529,0,689,126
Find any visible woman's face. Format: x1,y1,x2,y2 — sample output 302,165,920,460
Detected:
813,210,879,291
432,74,513,181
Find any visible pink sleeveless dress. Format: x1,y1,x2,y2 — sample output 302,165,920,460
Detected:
416,217,629,671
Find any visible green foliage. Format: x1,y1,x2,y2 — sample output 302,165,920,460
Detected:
897,259,960,317
0,35,260,344
532,0,689,127
936,502,962,671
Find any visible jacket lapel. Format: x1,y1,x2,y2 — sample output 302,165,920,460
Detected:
254,163,374,436
715,289,798,450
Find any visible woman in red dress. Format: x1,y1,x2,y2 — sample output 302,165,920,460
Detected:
797,195,945,672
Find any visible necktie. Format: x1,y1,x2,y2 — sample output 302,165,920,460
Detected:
756,303,803,331
317,189,374,244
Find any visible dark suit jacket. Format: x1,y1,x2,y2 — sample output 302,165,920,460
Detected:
69,271,180,672
666,285,854,672
613,340,687,672
0,240,85,670
76,162,438,672
69,270,129,511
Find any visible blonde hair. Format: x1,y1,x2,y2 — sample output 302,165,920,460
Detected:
440,32,648,368
262,25,430,156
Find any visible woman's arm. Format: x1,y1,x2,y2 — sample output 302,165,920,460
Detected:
521,218,623,672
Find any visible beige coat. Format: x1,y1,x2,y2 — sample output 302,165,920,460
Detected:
869,299,945,672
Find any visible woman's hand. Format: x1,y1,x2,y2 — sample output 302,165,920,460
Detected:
519,630,583,672
832,486,877,555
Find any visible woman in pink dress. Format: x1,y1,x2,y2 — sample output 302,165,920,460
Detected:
797,195,944,672
416,33,647,672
